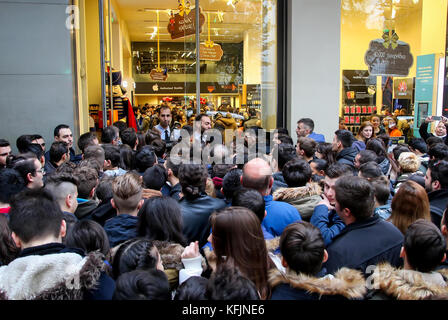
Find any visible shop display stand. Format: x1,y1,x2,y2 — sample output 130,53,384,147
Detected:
342,104,377,135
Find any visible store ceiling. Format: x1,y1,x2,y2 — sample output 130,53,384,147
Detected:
114,0,263,43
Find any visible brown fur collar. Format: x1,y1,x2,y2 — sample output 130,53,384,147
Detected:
273,182,322,201
371,263,448,300
153,240,184,270
268,267,366,299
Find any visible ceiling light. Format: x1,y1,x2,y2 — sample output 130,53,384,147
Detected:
391,7,396,18
413,0,419,3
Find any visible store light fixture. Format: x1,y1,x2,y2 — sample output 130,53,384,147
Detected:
391,7,396,19
412,0,419,3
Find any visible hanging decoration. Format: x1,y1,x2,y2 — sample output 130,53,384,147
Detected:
167,0,205,40
199,12,224,61
150,10,168,81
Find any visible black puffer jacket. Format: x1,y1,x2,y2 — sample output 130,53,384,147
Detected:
428,189,448,228
179,193,227,248
336,147,358,168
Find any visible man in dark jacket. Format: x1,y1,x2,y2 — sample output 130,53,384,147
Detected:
44,124,82,165
425,160,448,228
270,143,297,193
178,164,226,248
74,166,99,220
324,175,403,275
104,173,144,247
0,188,114,300
332,130,358,169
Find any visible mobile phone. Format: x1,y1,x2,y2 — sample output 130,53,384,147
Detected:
432,116,442,121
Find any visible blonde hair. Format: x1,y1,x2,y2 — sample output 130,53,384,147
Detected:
112,172,143,212
398,152,420,173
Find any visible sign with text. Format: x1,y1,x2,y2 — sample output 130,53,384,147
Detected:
168,7,205,40
364,39,413,77
199,43,224,61
149,69,168,81
342,70,377,105
135,82,239,94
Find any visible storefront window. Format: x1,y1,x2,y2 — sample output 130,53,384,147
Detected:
130,0,278,130
340,0,447,141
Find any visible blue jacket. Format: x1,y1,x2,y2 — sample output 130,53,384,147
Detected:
310,205,345,247
272,172,288,193
262,195,302,237
324,214,403,275
104,214,138,247
308,132,326,143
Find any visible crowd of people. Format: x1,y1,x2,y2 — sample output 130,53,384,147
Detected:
1,103,448,301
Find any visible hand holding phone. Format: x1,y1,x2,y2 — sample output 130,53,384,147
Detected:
432,116,442,121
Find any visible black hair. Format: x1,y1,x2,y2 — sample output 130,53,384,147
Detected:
137,196,187,245
0,215,19,265
426,136,444,148
49,141,69,163
178,164,208,200
102,126,119,144
16,135,34,153
0,139,10,148
280,222,325,276
282,158,312,188
370,176,391,206
428,160,448,189
113,269,170,300
366,138,388,161
222,168,242,200
310,158,328,172
298,118,315,131
273,143,297,170
9,188,63,243
73,166,98,199
143,164,167,190
325,162,353,179
64,220,110,257
232,187,265,223
113,121,128,134
150,139,166,158
206,263,260,300
121,128,138,149
358,150,378,166
212,164,234,179
392,144,411,161
119,144,135,171
135,146,157,173
112,238,159,279
334,175,375,221
0,168,26,204
408,138,428,154
359,161,383,179
78,132,97,153
334,130,355,148
8,154,38,183
404,219,446,273
173,276,208,300
276,128,289,135
428,143,448,161
103,144,121,168
165,157,181,177
276,134,294,145
54,124,70,137
95,176,115,203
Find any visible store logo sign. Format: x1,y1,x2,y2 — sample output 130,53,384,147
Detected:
398,81,407,93
153,84,159,92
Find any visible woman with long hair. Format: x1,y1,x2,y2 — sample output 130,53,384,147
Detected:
207,206,273,299
389,180,431,235
315,142,336,166
370,115,386,135
366,138,390,176
353,121,375,152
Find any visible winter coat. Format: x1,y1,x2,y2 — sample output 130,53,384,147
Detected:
272,172,288,193
310,205,345,247
324,214,404,275
90,198,117,227
75,199,99,220
103,214,138,248
428,189,448,228
179,194,227,248
262,195,302,237
269,267,367,300
336,147,358,168
378,157,391,176
393,171,425,192
215,114,237,130
368,263,448,300
272,182,323,221
152,240,185,291
0,243,114,300
352,140,366,152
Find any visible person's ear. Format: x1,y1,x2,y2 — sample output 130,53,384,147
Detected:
110,198,117,209
89,187,96,199
60,219,67,239
442,253,447,263
11,232,22,249
105,159,111,168
137,199,144,210
281,256,288,268
433,180,441,191
269,177,273,189
220,187,224,195
62,153,67,162
400,246,406,259
442,224,448,237
65,194,72,209
240,176,243,185
322,249,329,263
26,172,33,183
318,170,325,176
264,210,267,218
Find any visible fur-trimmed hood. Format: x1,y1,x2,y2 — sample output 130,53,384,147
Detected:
153,240,185,270
370,263,448,300
269,267,367,299
272,183,322,220
273,182,322,201
0,251,106,300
